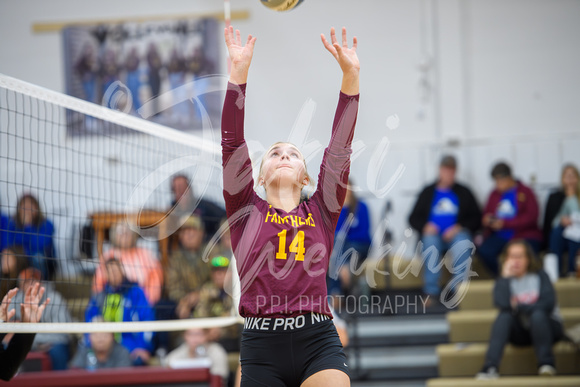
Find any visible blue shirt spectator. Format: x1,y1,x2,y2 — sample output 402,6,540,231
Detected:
6,194,56,280
86,258,155,366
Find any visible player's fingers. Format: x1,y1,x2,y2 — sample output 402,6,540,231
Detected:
7,309,15,321
247,36,257,49
352,36,358,51
329,27,337,45
342,27,347,47
333,42,343,57
37,286,46,303
235,29,241,45
321,34,336,56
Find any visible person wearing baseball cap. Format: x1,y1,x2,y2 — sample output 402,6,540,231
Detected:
409,155,482,307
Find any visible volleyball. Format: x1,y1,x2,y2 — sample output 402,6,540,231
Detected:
260,0,304,12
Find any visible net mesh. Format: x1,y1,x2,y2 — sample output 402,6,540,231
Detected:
0,73,237,334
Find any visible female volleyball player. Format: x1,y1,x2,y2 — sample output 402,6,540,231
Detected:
222,25,359,387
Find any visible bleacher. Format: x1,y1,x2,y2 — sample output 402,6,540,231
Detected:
427,277,580,387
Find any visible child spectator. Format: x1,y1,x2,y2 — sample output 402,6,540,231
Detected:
86,258,155,366
166,327,229,382
476,240,564,379
195,256,240,353
92,221,163,306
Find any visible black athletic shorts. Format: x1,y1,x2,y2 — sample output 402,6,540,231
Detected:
240,313,349,386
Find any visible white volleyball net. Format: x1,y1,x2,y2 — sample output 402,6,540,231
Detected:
0,73,242,337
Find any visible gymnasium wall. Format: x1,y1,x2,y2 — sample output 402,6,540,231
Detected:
1,0,579,266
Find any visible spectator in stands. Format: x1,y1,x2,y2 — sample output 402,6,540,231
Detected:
165,327,229,382
408,155,481,304
92,221,163,306
478,162,542,276
169,174,226,241
211,218,233,260
9,268,71,370
166,215,211,319
543,164,580,277
195,256,240,353
476,239,564,379
1,245,28,300
69,329,132,370
7,193,57,280
0,200,10,253
0,283,49,381
86,258,155,366
328,180,372,302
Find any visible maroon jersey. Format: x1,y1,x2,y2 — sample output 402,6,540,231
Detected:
221,82,359,318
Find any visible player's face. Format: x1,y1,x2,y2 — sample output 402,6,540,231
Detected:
260,143,308,189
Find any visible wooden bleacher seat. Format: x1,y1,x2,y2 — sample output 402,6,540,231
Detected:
457,278,580,310
427,376,580,387
447,308,580,343
436,341,580,377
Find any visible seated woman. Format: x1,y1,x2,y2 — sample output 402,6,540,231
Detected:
543,164,580,277
86,258,155,366
7,194,56,280
92,221,163,306
328,180,372,302
476,240,564,379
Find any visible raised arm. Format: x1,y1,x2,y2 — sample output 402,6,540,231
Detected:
321,27,360,96
224,25,256,85
314,28,360,227
222,26,257,218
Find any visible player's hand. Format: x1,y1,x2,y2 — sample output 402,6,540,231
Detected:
0,287,18,322
321,27,360,76
21,282,50,323
224,25,256,84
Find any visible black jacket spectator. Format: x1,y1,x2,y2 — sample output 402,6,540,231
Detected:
409,182,482,234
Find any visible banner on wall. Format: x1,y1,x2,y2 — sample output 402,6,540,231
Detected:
63,18,221,136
